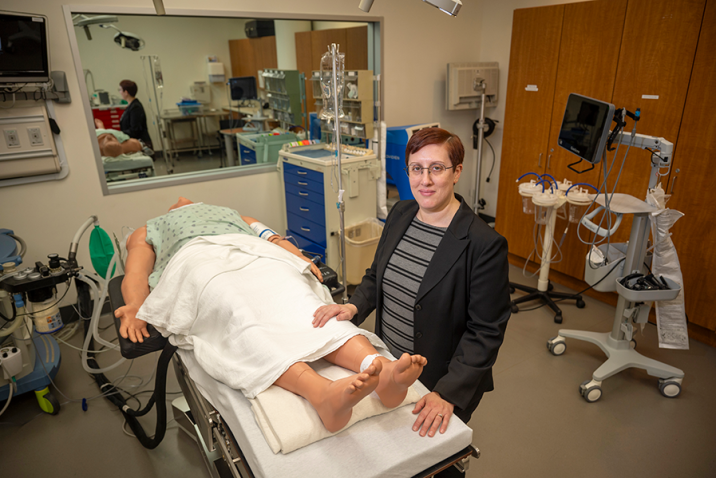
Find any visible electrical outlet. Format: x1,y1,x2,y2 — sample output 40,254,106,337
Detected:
27,127,43,146
3,129,20,148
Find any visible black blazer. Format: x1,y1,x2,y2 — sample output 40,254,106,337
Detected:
120,99,152,146
349,195,511,421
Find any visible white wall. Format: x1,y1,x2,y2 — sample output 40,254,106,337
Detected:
0,0,578,308
275,20,312,70
312,21,369,30
76,15,249,149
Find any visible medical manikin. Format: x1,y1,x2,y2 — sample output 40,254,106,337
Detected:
115,198,427,432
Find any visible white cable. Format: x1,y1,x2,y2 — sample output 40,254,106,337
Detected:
0,382,14,417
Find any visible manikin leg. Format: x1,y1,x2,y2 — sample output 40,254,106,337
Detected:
274,336,427,432
274,360,382,433
323,335,427,408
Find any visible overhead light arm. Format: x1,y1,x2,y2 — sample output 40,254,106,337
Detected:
359,0,462,16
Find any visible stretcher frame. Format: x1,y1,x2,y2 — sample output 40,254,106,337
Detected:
108,275,479,478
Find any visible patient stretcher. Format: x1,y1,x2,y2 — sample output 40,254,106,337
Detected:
108,273,478,477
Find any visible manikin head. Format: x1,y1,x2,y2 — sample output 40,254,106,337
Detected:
169,197,194,211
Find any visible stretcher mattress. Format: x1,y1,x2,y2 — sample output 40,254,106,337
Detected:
180,349,474,478
102,152,154,172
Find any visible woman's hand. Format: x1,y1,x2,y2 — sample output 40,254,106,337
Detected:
116,304,150,343
411,391,454,437
312,303,357,328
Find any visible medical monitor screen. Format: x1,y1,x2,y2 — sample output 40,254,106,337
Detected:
229,76,257,101
557,93,614,164
0,13,50,83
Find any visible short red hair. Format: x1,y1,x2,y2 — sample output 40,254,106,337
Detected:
405,127,465,168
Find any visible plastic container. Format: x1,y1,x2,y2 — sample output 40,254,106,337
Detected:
566,186,593,224
584,243,628,292
237,132,297,165
616,276,681,302
345,219,383,285
177,101,202,116
531,191,558,225
518,180,543,214
27,288,63,334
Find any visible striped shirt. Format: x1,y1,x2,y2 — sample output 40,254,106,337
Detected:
380,216,446,357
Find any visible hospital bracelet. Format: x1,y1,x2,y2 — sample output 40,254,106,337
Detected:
249,222,279,241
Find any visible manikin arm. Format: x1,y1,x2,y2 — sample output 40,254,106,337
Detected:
241,216,323,282
115,226,155,343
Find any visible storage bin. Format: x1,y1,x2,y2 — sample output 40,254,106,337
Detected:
177,101,201,116
345,219,383,284
584,243,628,292
237,132,297,164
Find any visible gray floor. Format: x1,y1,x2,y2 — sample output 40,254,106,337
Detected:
2,265,715,477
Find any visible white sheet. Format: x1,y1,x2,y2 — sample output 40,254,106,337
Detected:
180,349,475,478
138,234,387,398
251,357,421,454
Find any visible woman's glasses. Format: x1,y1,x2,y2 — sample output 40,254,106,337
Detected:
404,163,454,177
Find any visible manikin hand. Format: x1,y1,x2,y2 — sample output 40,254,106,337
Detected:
307,260,323,282
412,391,454,437
312,303,358,328
116,304,150,343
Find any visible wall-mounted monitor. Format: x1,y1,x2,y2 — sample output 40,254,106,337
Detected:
557,93,614,164
228,76,257,101
0,12,50,84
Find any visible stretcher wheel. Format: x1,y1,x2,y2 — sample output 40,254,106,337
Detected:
658,379,682,398
511,303,519,314
576,299,586,309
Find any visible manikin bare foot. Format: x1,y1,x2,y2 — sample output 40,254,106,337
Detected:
375,353,427,408
311,359,383,432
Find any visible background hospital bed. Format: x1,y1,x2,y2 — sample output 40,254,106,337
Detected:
103,153,155,182
108,269,478,478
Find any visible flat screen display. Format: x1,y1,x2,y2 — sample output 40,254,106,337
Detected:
0,13,50,83
557,93,614,164
228,76,257,101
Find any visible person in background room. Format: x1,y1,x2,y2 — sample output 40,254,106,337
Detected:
118,79,153,150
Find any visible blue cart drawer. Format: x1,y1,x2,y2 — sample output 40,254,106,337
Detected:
284,172,324,196
240,145,257,164
287,229,326,262
287,212,326,246
286,194,325,225
285,183,324,206
284,163,323,184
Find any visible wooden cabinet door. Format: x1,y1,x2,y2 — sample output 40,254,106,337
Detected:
604,0,705,241
495,5,564,260
229,39,255,79
253,36,278,79
545,0,627,278
667,0,716,333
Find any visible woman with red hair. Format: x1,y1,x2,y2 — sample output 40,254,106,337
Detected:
314,127,511,458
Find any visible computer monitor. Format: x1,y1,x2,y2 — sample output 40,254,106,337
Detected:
228,76,257,101
557,93,615,164
0,12,50,84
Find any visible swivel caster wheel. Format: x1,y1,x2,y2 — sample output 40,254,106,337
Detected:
509,286,515,294
547,282,554,291
35,387,60,415
576,299,586,309
579,379,602,403
511,303,519,314
630,339,637,350
547,336,566,356
658,378,682,398
554,313,563,324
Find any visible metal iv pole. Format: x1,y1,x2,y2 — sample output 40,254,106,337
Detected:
472,78,487,214
330,43,349,303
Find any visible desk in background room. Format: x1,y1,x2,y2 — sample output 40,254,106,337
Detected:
161,109,228,167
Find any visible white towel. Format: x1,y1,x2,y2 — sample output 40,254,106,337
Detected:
138,234,387,398
250,358,421,454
